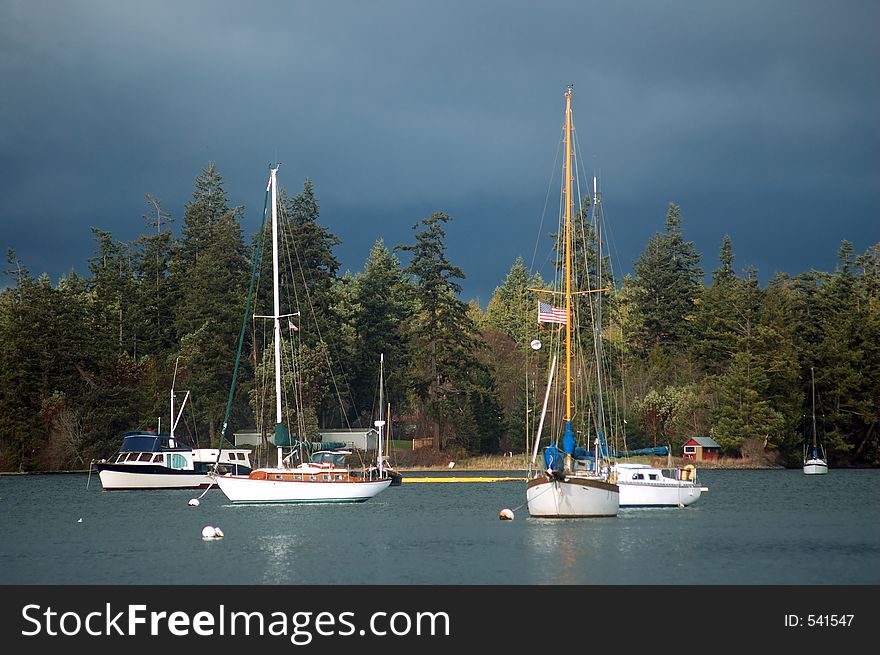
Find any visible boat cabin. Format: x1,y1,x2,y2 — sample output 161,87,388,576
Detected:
108,431,195,469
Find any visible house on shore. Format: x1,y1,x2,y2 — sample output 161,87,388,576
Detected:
683,436,721,461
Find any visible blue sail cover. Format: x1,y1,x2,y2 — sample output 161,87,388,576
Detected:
571,429,614,460
543,444,564,472
562,421,576,456
572,443,668,460
612,446,669,458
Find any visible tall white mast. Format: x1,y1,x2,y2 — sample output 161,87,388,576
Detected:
270,166,283,467
375,353,386,475
593,176,606,457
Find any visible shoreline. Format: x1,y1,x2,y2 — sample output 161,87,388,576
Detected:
3,457,871,475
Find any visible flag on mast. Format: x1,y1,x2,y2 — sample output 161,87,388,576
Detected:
538,301,568,325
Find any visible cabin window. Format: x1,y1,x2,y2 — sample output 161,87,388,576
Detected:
310,475,316,481
684,446,696,454
632,473,644,480
170,454,188,470
334,474,343,480
138,453,152,462
649,474,658,480
125,453,138,461
323,474,330,481
152,454,163,462
274,474,283,480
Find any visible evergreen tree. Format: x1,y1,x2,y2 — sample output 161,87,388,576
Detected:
709,270,785,453
398,212,485,451
131,194,178,358
87,228,138,357
810,241,877,461
273,179,341,347
0,252,42,470
693,234,740,375
345,239,414,426
172,162,249,442
483,256,542,348
631,203,703,354
482,259,547,453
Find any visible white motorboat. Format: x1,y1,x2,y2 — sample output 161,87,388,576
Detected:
94,431,253,490
614,462,707,507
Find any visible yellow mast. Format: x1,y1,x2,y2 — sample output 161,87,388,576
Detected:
564,85,573,424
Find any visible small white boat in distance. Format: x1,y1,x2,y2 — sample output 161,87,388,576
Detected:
803,368,828,475
803,457,828,475
614,462,706,507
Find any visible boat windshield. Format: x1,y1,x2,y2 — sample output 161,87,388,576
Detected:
119,433,191,453
310,451,348,467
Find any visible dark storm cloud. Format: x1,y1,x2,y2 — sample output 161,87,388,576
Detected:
1,0,877,301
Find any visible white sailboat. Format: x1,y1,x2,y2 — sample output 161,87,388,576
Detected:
803,367,828,475
525,86,620,518
372,353,403,486
214,166,392,503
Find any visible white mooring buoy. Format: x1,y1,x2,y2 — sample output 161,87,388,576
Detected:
188,498,200,507
499,508,514,521
201,526,224,540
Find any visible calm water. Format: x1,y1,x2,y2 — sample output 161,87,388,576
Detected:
0,469,878,585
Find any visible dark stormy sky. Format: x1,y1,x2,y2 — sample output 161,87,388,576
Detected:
2,0,877,305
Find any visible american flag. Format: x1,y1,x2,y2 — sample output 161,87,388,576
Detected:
538,301,568,325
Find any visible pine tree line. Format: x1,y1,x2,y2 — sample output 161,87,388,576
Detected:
1,165,877,471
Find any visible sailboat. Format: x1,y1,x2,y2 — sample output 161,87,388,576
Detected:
525,86,620,518
803,367,828,475
369,353,403,486
214,166,392,503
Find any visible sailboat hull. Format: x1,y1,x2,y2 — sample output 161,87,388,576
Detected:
215,473,392,504
526,474,619,518
803,459,828,475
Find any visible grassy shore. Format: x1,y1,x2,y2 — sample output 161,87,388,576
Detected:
396,453,784,471
0,451,784,475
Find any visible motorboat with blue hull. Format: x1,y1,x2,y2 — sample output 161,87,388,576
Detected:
94,431,253,490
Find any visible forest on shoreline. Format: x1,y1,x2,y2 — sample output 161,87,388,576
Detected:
2,162,878,472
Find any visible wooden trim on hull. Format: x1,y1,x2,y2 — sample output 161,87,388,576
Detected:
526,474,618,493
527,512,619,519
227,497,376,504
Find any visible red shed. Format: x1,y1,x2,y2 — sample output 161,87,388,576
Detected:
683,436,721,461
